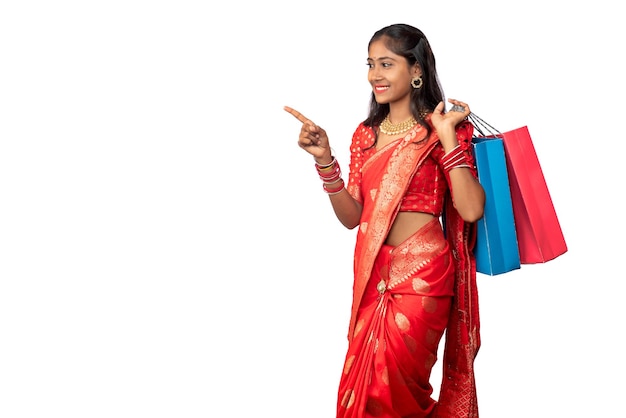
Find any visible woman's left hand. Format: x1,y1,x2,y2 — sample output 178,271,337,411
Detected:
430,98,471,132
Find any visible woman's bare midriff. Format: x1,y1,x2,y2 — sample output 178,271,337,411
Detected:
385,211,440,246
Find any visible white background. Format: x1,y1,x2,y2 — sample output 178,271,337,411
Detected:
1,1,624,417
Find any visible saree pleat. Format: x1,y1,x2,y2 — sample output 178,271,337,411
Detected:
339,122,480,418
337,219,454,418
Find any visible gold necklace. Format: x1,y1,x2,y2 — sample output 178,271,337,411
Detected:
379,115,418,135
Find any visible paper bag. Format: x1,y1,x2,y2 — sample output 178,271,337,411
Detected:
499,126,568,263
472,136,521,275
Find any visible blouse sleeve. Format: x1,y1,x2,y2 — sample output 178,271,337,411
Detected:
456,120,477,177
346,123,375,204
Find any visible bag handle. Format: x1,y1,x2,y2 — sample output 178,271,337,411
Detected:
468,113,502,138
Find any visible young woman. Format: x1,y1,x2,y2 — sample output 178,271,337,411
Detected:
285,23,485,418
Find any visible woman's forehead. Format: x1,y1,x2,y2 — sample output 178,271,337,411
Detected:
368,40,401,60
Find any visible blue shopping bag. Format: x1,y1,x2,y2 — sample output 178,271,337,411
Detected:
472,136,521,275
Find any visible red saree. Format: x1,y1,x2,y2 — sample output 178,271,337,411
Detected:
338,121,480,418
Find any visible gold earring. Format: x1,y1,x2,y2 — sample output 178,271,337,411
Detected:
411,76,423,89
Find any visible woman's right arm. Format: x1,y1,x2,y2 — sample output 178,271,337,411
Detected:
324,185,362,230
284,106,363,229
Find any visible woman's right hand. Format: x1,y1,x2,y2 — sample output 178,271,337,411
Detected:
284,106,332,163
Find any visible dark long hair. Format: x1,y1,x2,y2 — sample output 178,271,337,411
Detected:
363,24,444,142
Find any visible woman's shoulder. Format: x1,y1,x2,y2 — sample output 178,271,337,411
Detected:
350,122,376,149
353,121,375,135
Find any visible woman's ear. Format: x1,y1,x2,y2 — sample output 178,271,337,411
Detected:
412,63,422,78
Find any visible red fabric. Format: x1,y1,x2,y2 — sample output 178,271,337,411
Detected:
434,197,480,418
337,219,455,417
340,120,480,417
397,150,446,215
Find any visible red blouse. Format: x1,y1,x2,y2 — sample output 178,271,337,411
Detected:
398,146,447,216
347,120,474,218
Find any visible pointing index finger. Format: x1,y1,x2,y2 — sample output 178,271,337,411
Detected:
284,106,313,125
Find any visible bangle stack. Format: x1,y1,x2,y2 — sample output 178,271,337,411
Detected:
442,145,472,173
315,157,345,195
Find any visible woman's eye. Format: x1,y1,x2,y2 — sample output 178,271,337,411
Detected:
382,62,392,68
366,62,373,68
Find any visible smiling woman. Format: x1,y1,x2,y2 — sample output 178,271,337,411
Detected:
285,23,485,418
2,1,623,417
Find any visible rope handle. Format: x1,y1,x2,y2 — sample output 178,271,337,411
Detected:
468,113,502,138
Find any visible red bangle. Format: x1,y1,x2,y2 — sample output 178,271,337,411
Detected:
316,157,344,190
442,145,471,172
323,179,345,194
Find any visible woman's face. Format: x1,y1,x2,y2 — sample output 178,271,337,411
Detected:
367,38,420,106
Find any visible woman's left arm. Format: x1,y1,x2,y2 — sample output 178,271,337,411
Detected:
431,99,485,223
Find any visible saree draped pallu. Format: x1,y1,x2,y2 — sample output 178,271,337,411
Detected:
338,121,480,418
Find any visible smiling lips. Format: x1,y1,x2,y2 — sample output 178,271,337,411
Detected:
374,85,389,94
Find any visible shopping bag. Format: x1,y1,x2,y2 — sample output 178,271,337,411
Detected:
471,136,521,275
469,114,568,264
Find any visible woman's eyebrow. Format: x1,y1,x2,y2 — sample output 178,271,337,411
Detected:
367,56,397,62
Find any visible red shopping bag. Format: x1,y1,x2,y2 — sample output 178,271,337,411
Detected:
469,114,567,264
